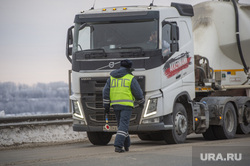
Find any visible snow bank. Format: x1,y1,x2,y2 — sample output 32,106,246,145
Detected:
0,124,86,146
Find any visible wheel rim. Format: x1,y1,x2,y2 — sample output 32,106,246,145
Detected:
225,109,235,132
175,112,187,135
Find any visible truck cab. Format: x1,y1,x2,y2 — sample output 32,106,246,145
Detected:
66,3,197,145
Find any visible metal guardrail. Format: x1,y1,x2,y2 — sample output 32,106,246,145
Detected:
0,113,73,128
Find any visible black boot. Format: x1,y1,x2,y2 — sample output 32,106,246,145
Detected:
115,147,125,153
124,147,129,152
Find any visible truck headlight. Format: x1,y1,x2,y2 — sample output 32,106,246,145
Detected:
142,117,160,124
144,98,158,118
72,100,84,119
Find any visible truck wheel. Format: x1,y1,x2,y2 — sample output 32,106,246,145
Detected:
163,103,188,144
202,125,217,140
213,102,237,139
87,132,113,145
237,102,250,134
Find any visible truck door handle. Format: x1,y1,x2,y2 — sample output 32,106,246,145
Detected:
176,74,181,79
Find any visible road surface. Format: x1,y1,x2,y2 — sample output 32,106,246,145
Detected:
0,134,250,166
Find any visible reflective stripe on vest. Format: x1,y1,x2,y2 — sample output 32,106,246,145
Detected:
110,74,134,107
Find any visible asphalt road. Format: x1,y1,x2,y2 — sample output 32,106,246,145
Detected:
0,134,250,166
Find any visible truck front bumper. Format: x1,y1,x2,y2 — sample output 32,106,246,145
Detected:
73,122,173,133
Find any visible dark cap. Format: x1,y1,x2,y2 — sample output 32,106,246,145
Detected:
120,59,132,68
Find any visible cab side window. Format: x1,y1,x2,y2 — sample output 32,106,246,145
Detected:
162,22,179,60
162,24,171,58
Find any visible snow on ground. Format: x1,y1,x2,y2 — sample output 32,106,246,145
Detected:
0,124,86,146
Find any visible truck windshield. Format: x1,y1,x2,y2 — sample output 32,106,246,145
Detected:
74,20,158,53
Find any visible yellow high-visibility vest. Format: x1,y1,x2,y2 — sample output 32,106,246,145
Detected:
110,74,134,107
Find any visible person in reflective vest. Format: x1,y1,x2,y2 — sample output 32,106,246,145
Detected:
103,59,144,153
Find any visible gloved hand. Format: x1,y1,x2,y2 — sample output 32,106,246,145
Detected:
139,103,144,108
104,107,110,114
138,99,145,108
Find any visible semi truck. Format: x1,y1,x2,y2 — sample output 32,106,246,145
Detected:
66,0,250,145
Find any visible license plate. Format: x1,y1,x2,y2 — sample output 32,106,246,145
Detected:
103,125,117,131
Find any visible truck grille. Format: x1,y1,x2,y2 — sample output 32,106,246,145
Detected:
80,76,145,126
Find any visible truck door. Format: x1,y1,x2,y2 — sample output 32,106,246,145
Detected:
161,21,182,88
161,20,193,86
178,20,193,81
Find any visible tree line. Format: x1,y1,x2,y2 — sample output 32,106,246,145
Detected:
0,82,69,116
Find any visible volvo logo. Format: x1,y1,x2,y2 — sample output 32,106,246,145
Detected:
109,62,115,68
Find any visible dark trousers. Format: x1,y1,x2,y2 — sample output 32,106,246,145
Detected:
113,106,132,148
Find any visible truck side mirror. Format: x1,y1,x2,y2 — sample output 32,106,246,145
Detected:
162,21,180,56
171,24,179,41
170,24,179,53
66,26,74,63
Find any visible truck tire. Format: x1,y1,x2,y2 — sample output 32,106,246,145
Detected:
237,102,250,134
163,103,188,144
202,125,217,140
87,132,113,145
213,102,237,139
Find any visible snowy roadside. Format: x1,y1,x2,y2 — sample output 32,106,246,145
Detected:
0,124,87,148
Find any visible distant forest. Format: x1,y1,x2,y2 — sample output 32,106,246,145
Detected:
0,82,69,116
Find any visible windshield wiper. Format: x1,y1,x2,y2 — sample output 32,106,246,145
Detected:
112,47,144,55
75,48,107,59
85,48,107,58
84,48,106,53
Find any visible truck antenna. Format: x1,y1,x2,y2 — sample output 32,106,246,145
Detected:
149,0,154,6
90,0,96,10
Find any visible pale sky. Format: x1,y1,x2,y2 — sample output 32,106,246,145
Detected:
0,0,249,85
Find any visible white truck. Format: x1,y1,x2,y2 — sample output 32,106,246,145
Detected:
66,0,250,145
